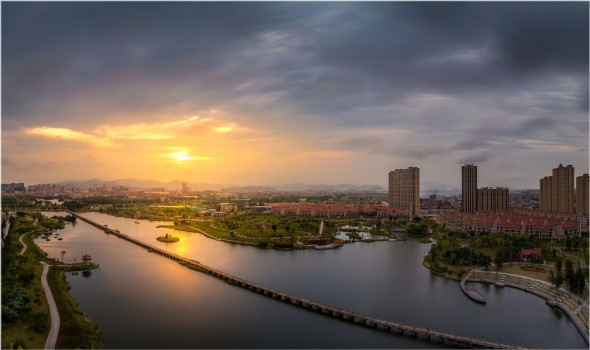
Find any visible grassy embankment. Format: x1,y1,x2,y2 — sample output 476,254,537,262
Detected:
1,213,102,349
47,264,102,349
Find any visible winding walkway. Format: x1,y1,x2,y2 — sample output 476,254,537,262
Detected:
19,233,28,255
22,231,60,350
40,261,60,350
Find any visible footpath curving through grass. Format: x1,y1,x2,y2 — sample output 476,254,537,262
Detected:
2,213,103,349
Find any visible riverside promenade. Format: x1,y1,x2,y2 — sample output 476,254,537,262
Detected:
69,211,536,349
464,269,589,345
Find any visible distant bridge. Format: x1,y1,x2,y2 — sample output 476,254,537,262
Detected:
68,211,535,349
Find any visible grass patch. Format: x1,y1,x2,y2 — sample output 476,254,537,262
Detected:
47,265,102,349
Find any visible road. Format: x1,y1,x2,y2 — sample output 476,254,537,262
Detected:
40,261,60,350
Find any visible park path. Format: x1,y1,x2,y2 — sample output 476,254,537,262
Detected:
40,261,59,350
19,233,27,255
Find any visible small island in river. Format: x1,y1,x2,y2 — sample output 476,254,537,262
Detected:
157,234,179,243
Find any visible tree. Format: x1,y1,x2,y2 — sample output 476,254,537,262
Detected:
555,272,564,289
564,259,574,289
555,256,563,274
494,250,503,269
61,250,66,263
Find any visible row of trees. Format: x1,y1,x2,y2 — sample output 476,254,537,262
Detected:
549,257,586,295
428,240,492,267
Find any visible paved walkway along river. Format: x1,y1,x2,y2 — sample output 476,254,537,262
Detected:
19,232,60,348
40,262,60,350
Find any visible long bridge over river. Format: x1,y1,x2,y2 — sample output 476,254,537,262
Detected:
68,211,535,349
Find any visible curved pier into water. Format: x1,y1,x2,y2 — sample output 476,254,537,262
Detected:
68,211,536,349
460,272,487,303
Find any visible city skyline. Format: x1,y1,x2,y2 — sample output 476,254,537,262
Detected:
2,2,589,188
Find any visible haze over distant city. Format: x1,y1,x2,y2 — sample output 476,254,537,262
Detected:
2,2,588,189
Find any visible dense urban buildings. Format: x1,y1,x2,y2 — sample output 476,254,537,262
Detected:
539,164,576,213
462,164,478,213
388,167,420,217
440,208,588,239
1,183,25,192
576,174,589,215
477,187,509,211
270,203,403,218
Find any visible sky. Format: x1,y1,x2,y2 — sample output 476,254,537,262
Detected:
2,2,588,189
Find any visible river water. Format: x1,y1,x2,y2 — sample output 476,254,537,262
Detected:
37,212,586,349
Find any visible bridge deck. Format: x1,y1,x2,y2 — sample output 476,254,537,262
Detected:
68,211,536,349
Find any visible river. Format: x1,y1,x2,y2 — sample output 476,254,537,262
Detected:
37,212,587,348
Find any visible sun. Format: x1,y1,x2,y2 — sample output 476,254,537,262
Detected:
169,152,194,161
168,151,211,162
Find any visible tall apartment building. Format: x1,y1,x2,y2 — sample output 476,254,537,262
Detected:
462,164,477,213
576,174,589,215
540,176,552,211
477,187,509,211
388,167,420,217
539,164,575,213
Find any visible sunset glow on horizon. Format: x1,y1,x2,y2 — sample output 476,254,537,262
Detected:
2,2,588,188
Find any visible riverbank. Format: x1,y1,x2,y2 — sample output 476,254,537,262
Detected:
1,214,103,349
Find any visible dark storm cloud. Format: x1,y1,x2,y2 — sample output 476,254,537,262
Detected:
2,1,588,158
580,88,590,112
458,151,499,165
452,115,558,151
2,2,315,125
270,2,589,119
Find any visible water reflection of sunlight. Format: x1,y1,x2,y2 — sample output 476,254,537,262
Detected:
164,229,191,257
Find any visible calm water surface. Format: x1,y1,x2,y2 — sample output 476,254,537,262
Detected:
37,212,587,348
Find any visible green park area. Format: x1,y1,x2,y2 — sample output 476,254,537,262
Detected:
1,213,102,349
424,230,588,298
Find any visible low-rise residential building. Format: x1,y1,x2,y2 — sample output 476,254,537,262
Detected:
440,208,588,239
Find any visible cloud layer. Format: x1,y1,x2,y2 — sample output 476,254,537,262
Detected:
2,2,588,188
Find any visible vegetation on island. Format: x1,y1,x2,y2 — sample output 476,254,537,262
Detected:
1,212,102,349
157,234,180,243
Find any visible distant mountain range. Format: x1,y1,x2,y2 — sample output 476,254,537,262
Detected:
56,178,387,192
58,178,536,196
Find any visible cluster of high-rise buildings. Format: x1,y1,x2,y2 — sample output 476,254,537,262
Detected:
539,164,588,215
461,164,509,213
